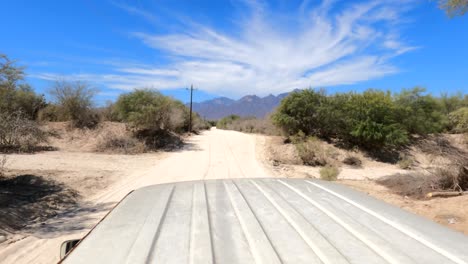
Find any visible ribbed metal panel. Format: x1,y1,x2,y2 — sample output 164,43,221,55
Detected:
62,179,468,264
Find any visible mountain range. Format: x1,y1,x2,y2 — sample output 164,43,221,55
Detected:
191,92,293,120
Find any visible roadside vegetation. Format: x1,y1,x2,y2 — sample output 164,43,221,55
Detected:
270,88,468,196
272,88,467,150
0,53,213,240
217,115,281,135
217,88,467,199
0,54,210,154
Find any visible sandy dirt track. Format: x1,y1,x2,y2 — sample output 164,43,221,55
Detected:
0,128,273,264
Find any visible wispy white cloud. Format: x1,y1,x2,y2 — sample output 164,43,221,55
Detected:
33,0,418,96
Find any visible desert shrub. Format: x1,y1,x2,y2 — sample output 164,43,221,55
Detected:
98,101,121,122
290,131,307,144
0,54,46,119
49,80,99,128
273,89,409,149
192,115,212,132
343,90,409,148
96,131,145,154
343,154,362,167
394,87,447,135
438,92,467,115
273,88,468,150
378,164,468,199
319,165,340,181
272,89,327,135
217,115,240,129
134,129,184,150
448,107,468,133
377,173,433,198
37,104,68,122
295,137,337,166
435,160,468,191
115,89,185,132
397,154,414,169
0,111,47,151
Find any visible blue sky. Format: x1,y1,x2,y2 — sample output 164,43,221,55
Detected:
1,0,467,104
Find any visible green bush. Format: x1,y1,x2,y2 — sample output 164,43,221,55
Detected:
394,87,447,135
344,90,409,148
272,89,327,136
319,165,340,181
114,89,186,132
438,92,467,115
448,107,468,133
273,89,409,149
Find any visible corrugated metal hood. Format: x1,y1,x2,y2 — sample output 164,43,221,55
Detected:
62,178,468,264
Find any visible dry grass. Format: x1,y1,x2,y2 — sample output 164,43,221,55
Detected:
342,154,362,167
0,111,48,152
377,173,435,199
397,155,414,169
377,164,468,199
95,131,145,154
296,137,338,166
378,134,468,199
42,122,128,152
134,129,184,151
320,165,340,181
42,121,186,153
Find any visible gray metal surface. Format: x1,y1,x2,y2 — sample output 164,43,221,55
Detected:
62,178,468,264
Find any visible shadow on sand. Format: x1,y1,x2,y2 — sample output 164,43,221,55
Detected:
0,175,112,238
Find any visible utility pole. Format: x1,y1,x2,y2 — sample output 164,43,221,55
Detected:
188,84,194,133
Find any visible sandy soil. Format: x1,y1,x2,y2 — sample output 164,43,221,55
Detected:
1,128,466,263
260,135,408,180
0,128,273,264
259,134,468,236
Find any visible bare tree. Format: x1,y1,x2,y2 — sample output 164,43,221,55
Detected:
49,80,99,128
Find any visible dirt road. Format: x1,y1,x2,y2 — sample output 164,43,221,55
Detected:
0,128,273,264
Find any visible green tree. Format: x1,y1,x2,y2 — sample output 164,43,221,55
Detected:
0,54,45,119
343,90,408,148
394,87,447,135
